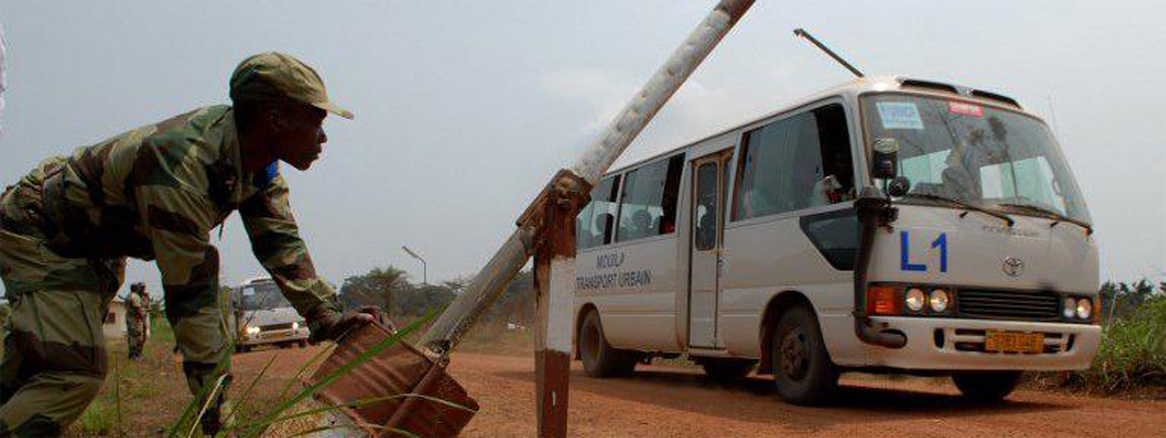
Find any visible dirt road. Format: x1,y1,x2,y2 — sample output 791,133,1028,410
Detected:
235,348,1164,437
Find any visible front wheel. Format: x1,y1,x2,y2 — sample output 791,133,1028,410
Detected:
952,371,1023,402
770,305,838,405
578,310,636,377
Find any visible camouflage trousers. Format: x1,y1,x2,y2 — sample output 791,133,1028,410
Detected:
125,318,146,359
0,161,230,436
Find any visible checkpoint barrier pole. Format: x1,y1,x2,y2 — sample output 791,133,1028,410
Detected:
419,0,755,358
305,2,756,435
416,2,756,436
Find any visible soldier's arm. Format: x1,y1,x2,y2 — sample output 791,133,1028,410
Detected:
239,174,341,323
134,179,220,317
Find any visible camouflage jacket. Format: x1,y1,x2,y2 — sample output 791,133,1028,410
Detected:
41,105,337,318
126,292,148,321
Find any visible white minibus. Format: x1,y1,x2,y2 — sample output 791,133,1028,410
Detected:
229,276,310,352
573,76,1099,404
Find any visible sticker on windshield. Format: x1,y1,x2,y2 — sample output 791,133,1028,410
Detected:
876,102,924,130
948,101,984,118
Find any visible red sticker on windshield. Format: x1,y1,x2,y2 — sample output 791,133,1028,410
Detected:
949,101,983,117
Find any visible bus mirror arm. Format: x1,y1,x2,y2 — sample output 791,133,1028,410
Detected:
853,186,908,349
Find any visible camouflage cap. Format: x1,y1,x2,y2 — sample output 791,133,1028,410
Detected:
229,52,354,120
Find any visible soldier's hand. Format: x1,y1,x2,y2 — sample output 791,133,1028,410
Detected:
307,306,381,344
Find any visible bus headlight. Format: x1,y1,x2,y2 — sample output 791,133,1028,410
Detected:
905,288,926,312
246,326,261,335
929,289,950,313
1063,297,1077,319
1076,298,1093,320
292,321,300,330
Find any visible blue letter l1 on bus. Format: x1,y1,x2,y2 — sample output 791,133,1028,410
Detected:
900,231,927,272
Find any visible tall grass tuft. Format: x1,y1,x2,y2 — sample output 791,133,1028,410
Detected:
77,394,117,436
1067,295,1166,393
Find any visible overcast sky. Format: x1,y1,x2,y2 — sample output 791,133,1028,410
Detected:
1,0,1163,300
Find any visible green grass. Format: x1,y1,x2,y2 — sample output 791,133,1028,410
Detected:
72,329,174,437
1065,295,1166,393
77,394,118,436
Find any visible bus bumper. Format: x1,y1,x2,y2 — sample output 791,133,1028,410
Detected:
239,328,311,346
865,317,1101,371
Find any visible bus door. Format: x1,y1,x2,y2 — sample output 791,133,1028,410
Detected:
688,150,732,348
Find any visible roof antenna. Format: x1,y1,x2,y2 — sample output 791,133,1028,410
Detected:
794,28,864,78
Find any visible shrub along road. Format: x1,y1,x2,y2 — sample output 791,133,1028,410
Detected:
232,347,1164,438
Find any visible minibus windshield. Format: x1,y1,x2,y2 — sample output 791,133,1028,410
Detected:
239,281,291,311
862,94,1090,223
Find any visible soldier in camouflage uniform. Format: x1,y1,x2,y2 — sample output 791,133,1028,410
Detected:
124,282,149,360
0,52,374,436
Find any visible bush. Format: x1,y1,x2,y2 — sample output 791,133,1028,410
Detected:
1067,295,1166,393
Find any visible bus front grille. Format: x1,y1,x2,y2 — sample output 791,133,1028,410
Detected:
957,289,1060,322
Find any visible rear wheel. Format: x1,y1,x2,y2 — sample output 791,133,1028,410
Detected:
700,358,757,380
952,371,1023,402
578,310,636,377
770,305,838,405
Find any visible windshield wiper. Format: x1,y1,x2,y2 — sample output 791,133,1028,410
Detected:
899,193,1015,227
995,203,1093,235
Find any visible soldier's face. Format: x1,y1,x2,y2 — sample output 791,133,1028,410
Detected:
275,105,329,171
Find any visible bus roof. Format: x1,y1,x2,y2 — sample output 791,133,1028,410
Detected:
604,75,1033,176
242,276,274,286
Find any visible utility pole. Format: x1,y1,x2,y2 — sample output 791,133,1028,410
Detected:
402,245,427,285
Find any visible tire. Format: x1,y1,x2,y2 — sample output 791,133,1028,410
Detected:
236,345,250,354
770,305,838,405
952,371,1023,402
700,358,757,380
578,310,636,377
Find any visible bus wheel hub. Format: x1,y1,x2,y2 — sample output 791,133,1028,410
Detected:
779,329,809,380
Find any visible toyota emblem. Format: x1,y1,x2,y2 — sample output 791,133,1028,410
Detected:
1003,257,1025,277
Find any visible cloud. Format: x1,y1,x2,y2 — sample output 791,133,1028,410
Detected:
539,66,753,168
537,67,635,133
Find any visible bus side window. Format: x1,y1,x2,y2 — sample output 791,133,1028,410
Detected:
733,102,853,221
615,154,685,242
577,175,621,250
813,104,855,203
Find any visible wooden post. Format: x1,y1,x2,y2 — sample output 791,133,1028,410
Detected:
532,174,588,438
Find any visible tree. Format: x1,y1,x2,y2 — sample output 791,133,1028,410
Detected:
480,270,534,326
1100,279,1159,323
395,283,456,317
339,266,409,312
339,266,463,317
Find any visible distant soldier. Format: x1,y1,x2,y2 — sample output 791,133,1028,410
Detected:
0,52,375,436
124,283,149,360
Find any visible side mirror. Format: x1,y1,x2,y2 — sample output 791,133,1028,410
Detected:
871,138,899,179
887,176,911,197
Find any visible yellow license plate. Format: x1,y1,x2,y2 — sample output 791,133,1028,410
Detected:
985,331,1044,353
261,332,288,340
